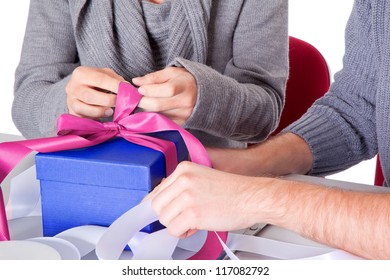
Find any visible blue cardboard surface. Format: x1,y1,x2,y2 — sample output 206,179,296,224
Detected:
35,131,188,236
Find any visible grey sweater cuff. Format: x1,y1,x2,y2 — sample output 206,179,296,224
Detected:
170,57,238,136
13,77,69,139
283,106,354,176
40,78,70,137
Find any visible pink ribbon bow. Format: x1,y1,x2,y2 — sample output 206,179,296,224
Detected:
0,82,226,259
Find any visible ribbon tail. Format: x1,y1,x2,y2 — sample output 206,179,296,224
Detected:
0,142,36,241
0,134,113,241
0,191,9,240
188,231,227,260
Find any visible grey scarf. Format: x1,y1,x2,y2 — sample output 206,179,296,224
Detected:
70,0,212,79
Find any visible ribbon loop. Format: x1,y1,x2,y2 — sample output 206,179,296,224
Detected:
113,82,142,121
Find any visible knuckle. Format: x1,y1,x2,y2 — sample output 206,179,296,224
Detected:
107,94,117,106
70,101,81,115
180,189,195,203
150,199,161,214
186,207,201,222
183,95,195,108
90,107,105,119
93,72,105,87
72,66,83,76
65,82,73,95
164,84,176,97
156,212,172,229
101,95,116,108
164,67,175,75
177,161,193,172
80,89,92,103
150,101,162,112
72,66,88,78
102,67,113,73
146,72,157,81
103,67,124,81
167,66,180,74
167,227,181,238
176,173,193,188
102,68,118,78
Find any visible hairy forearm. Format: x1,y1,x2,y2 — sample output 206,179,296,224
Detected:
210,132,390,259
261,178,390,259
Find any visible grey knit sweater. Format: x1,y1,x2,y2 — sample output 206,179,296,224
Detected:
12,0,288,149
285,0,390,185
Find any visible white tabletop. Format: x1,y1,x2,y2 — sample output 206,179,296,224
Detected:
0,133,23,142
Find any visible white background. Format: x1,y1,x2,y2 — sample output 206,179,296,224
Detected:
0,0,377,185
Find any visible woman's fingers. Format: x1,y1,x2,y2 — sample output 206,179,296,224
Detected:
70,66,124,93
134,67,197,124
68,98,114,119
71,86,117,107
66,66,124,119
132,68,174,86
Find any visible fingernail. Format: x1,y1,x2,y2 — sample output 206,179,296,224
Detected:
104,108,113,117
132,77,140,84
138,87,146,95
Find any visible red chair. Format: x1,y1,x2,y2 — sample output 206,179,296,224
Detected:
281,37,383,186
272,36,331,135
375,156,384,186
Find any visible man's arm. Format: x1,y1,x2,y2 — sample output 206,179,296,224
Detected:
208,132,313,176
262,177,390,260
207,132,390,259
150,160,390,260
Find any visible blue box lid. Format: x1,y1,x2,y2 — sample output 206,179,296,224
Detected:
35,131,188,191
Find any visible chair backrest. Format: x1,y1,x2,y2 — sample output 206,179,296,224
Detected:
272,36,331,135
275,37,384,186
375,156,384,186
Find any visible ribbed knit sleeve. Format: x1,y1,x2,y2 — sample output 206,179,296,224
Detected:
12,1,79,139
284,0,378,176
172,0,288,143
12,0,288,145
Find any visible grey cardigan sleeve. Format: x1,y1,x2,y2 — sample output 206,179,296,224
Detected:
12,0,78,139
284,2,378,176
173,0,288,143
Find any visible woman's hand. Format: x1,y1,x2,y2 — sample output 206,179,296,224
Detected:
66,66,125,119
132,67,197,125
149,161,264,238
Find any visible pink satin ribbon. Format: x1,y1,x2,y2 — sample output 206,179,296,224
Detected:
0,82,226,260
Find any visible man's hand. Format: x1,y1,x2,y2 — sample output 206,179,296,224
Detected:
149,161,265,238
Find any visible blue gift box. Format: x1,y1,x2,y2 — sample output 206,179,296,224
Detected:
35,131,188,237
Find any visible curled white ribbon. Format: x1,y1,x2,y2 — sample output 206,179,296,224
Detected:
2,165,363,260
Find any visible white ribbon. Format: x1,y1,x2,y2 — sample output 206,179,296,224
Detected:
1,164,363,260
